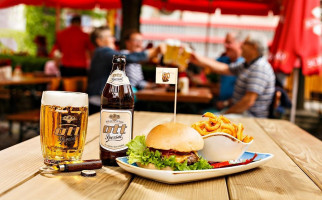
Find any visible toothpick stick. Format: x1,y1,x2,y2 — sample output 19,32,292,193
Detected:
174,82,177,123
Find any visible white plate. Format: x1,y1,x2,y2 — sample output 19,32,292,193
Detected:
116,152,273,184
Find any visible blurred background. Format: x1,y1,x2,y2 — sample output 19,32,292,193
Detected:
0,0,321,149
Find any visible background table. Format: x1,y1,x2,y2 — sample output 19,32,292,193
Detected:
0,112,321,199
135,87,213,103
0,75,60,111
0,76,57,86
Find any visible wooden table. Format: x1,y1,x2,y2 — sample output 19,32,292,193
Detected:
0,75,60,113
136,87,213,103
0,112,321,199
0,76,56,86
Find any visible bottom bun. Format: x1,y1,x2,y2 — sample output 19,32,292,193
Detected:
137,162,173,171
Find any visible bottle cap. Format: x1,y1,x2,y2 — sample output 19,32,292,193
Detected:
81,170,97,177
112,55,126,64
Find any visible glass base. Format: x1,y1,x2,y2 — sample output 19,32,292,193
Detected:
44,157,80,166
39,165,58,174
44,158,60,166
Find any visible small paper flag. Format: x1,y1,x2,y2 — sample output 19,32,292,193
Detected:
155,67,178,84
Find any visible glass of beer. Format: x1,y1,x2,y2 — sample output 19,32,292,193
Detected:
40,91,88,172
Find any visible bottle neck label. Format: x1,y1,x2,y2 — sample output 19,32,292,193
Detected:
107,69,130,86
100,109,132,152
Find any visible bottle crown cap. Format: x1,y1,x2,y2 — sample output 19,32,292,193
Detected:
81,170,96,177
112,55,126,64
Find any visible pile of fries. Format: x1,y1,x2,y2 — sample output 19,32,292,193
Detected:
191,112,253,143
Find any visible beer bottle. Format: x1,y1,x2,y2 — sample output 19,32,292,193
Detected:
100,55,134,166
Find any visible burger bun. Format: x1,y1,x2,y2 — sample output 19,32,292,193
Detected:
146,122,204,152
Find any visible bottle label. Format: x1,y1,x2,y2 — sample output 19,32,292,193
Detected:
106,69,130,86
100,109,132,152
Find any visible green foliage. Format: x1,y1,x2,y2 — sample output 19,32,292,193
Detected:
0,29,28,53
24,6,57,55
0,54,48,72
78,9,106,19
1,6,107,56
23,6,106,55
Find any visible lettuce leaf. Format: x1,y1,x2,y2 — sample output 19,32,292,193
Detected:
126,135,147,164
126,135,213,171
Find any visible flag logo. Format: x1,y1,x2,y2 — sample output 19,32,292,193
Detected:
156,67,178,84
162,70,170,82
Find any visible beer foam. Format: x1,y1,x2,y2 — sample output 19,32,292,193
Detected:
184,46,192,53
165,39,181,46
41,91,88,107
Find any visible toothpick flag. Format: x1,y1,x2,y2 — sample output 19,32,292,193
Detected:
156,67,178,122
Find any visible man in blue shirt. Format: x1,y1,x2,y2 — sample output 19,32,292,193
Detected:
87,26,161,114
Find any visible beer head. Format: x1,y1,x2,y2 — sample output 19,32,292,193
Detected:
41,91,88,107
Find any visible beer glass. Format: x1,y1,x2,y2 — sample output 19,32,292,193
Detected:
40,91,88,172
164,39,181,65
177,46,192,71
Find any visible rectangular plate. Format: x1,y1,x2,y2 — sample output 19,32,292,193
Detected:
116,152,273,184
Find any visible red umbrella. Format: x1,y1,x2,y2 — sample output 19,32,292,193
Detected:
269,0,321,75
269,0,321,122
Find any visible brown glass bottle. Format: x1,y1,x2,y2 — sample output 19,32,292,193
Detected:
100,55,134,166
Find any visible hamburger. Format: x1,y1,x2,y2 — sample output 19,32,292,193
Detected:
126,122,212,171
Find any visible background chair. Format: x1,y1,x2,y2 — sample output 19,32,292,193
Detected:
62,76,88,92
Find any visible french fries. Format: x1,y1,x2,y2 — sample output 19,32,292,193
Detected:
191,112,253,143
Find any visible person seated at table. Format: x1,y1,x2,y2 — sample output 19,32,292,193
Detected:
44,50,61,77
87,26,161,114
54,15,94,77
120,30,156,91
215,32,244,110
34,35,48,57
191,32,275,118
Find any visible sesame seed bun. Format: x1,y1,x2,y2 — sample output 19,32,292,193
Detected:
145,122,204,152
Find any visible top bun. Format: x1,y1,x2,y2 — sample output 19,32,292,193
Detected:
146,122,204,152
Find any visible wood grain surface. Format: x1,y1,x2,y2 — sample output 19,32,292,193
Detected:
228,118,322,199
0,113,100,195
256,118,322,190
1,137,132,200
1,112,322,200
121,177,229,200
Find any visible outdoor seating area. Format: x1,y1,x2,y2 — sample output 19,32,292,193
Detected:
0,0,321,199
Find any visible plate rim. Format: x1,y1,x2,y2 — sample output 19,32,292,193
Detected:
116,151,274,174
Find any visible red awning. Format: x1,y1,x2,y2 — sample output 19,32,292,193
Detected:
0,0,280,15
269,0,321,75
143,0,280,16
0,0,121,9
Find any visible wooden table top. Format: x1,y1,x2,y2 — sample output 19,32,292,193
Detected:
0,112,321,199
0,75,57,86
135,87,213,103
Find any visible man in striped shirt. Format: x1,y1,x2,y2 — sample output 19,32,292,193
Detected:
191,33,275,118
121,31,155,90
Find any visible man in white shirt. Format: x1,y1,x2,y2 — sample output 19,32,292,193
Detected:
191,33,275,118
